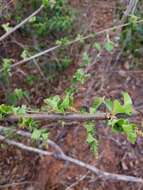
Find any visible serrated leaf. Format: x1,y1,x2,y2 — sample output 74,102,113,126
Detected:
32,129,42,140
86,133,95,144
12,105,27,115
44,95,61,112
42,132,49,141
84,122,95,134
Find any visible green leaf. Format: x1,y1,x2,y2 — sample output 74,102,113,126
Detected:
90,138,98,153
112,92,133,115
75,34,84,43
82,52,90,65
109,119,125,133
21,49,30,60
122,124,137,144
127,132,137,144
28,16,36,23
104,41,114,52
32,129,42,140
42,0,49,7
44,95,61,112
84,122,95,134
60,94,73,112
112,100,125,114
73,69,87,84
86,133,95,144
19,118,38,131
90,97,103,113
2,23,13,32
105,99,113,112
93,42,101,51
42,132,49,141
12,105,27,115
2,58,12,77
122,92,132,115
0,104,13,119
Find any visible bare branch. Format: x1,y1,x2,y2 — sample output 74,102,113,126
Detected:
0,21,140,73
0,126,65,156
6,112,111,122
0,20,143,73
10,45,60,69
0,5,44,42
0,134,143,184
0,135,53,156
6,19,143,71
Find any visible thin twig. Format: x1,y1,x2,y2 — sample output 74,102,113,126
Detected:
0,126,65,156
65,172,89,190
1,20,143,73
0,181,38,189
0,134,143,184
0,5,44,42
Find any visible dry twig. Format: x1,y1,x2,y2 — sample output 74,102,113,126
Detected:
0,134,143,184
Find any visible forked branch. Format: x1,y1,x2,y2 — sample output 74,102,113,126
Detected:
0,133,143,184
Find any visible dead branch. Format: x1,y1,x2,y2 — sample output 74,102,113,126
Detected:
0,5,44,42
0,134,143,184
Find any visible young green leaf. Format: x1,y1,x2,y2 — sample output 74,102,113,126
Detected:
86,133,95,144
44,95,61,112
112,92,133,115
122,92,133,115
93,42,101,51
104,99,113,112
90,97,103,113
2,23,13,32
104,41,114,52
42,0,49,7
122,124,137,144
60,94,73,112
32,129,42,140
82,52,90,65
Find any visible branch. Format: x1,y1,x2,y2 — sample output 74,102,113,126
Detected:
0,5,44,42
10,45,60,69
121,0,139,23
6,112,111,122
1,21,143,73
0,181,37,189
0,134,143,184
0,126,65,156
